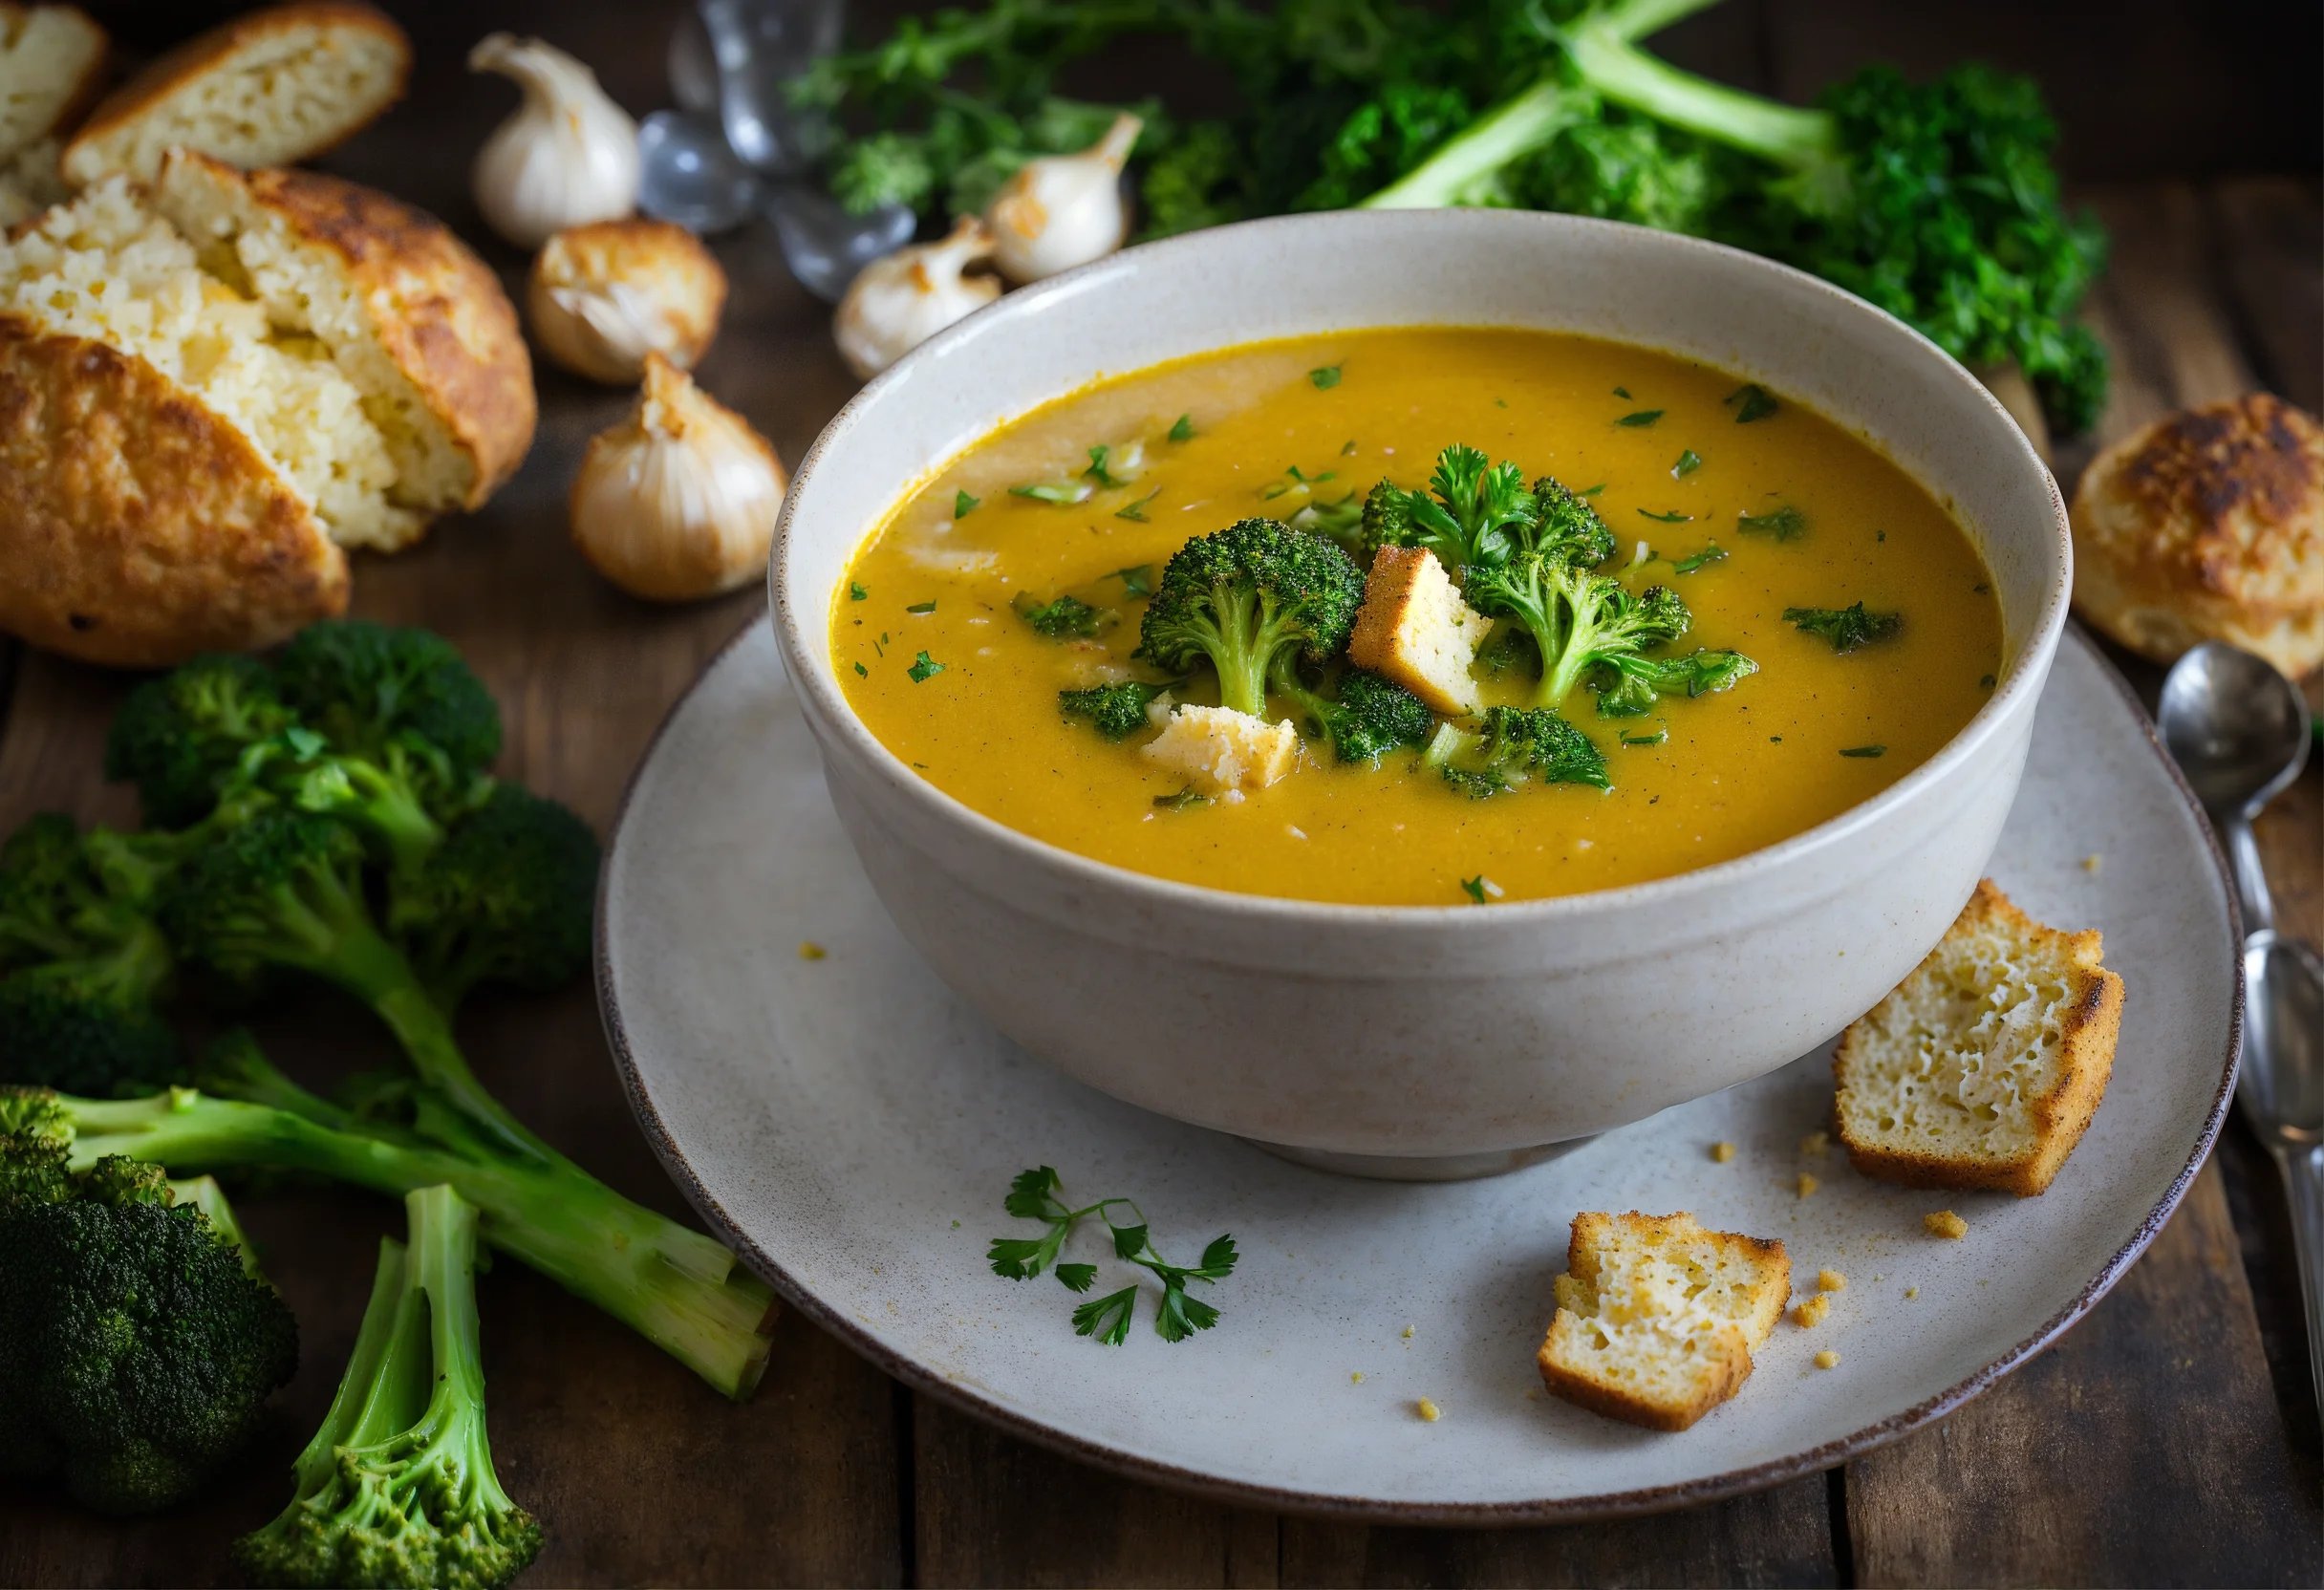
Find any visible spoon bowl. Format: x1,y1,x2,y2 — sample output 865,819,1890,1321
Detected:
2158,641,2313,817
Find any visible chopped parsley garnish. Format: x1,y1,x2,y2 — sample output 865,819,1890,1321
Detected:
1459,873,1492,904
989,1167,1237,1346
1340,439,1358,456
1839,744,1887,758
1153,785,1209,811
1309,365,1342,389
1010,480,1088,505
1737,505,1806,541
1578,483,1606,496
905,600,937,614
906,650,944,682
1979,673,1997,690
1621,727,1669,747
852,661,868,677
1638,507,1691,524
1083,444,1131,488
1726,384,1779,422
1671,543,1728,574
1617,409,1665,427
1115,488,1161,522
1111,565,1154,598
1613,385,1632,398
1783,602,1903,653
1168,413,1194,442
848,582,868,601
1015,593,1108,638
954,489,980,518
1671,448,1702,478
1262,463,1335,501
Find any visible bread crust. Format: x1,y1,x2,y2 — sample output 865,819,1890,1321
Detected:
2071,394,2324,677
1834,880,2125,1198
173,152,535,509
0,313,347,666
60,2,409,184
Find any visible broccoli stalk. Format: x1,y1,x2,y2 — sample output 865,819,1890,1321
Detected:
236,1186,542,1590
13,1074,778,1400
1136,518,1365,719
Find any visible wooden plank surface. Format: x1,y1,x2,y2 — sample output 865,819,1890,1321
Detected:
0,3,2318,1582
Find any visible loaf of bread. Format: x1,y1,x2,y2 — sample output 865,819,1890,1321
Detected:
1537,1211,1791,1432
2071,394,2324,677
0,163,531,667
0,5,106,225
1835,880,2124,1197
60,2,407,186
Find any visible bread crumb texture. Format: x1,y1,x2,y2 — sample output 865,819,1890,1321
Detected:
1796,1172,1819,1199
1814,1349,1841,1370
1141,704,1302,794
1346,545,1492,713
1538,1211,1790,1432
1835,879,2124,1197
1414,1397,1440,1423
1817,1268,1846,1293
796,941,826,960
1710,1141,1736,1164
1792,1292,1831,1328
1799,1130,1829,1158
1925,1210,1968,1239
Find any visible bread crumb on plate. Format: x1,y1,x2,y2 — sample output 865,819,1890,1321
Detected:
1814,1349,1841,1370
1796,1172,1820,1199
1711,1141,1736,1164
1415,1397,1440,1423
1817,1268,1846,1292
1925,1210,1969,1239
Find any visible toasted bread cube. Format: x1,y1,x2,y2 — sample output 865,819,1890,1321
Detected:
1537,1211,1791,1432
1347,545,1490,714
1835,880,2124,1197
1141,704,1301,795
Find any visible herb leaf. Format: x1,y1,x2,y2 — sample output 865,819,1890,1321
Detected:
1071,1286,1139,1345
1839,744,1887,758
1015,592,1110,638
992,1169,1237,1346
1010,480,1090,505
1460,874,1488,904
1638,508,1691,524
1168,413,1195,442
1737,505,1807,541
1153,785,1210,812
1617,409,1665,427
1726,384,1779,422
1111,565,1154,598
1309,365,1342,389
905,599,937,614
954,489,980,517
1054,1262,1100,1294
849,582,869,601
907,651,944,682
1783,602,1903,653
1671,543,1727,574
1083,444,1130,488
1115,487,1161,522
1671,448,1702,478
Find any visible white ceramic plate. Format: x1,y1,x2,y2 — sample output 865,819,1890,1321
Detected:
599,620,2238,1523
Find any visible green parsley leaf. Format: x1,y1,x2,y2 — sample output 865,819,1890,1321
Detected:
1979,673,1996,690
954,489,980,518
1460,874,1489,904
852,661,868,677
1617,409,1664,427
1726,384,1778,422
905,600,937,614
992,1169,1237,1346
849,582,869,601
1671,448,1702,478
1783,602,1903,654
907,651,944,682
1072,1286,1138,1345
1112,565,1154,598
1578,483,1606,496
1054,1262,1100,1294
1309,365,1342,389
1621,727,1668,746
1638,508,1691,524
1737,505,1807,541
1613,385,1632,398
1153,785,1209,812
1010,480,1088,505
1671,543,1728,574
1115,488,1161,522
1168,413,1194,442
1840,744,1887,758
1083,444,1130,488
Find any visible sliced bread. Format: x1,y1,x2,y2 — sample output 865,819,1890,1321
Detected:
1538,1211,1791,1432
0,5,105,163
1834,879,2124,1197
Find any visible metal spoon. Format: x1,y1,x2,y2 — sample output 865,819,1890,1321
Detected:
2158,640,2322,1412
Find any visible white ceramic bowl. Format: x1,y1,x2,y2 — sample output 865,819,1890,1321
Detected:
769,209,2069,1178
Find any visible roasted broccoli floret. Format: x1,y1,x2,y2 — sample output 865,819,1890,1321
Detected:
1136,518,1365,718
10,1064,776,1400
1421,707,1610,797
104,655,298,828
275,621,502,815
1014,593,1112,639
393,785,600,1012
1281,668,1436,764
1058,680,1173,741
236,1185,541,1590
0,1122,296,1514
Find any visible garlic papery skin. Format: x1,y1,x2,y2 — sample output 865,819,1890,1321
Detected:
528,218,728,384
986,114,1141,285
570,355,786,601
833,215,1001,381
470,32,641,250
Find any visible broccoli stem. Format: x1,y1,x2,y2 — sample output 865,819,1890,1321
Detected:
66,1089,777,1400
1561,24,1838,170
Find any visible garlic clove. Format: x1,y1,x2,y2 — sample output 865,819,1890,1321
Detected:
527,218,727,384
469,32,641,250
832,215,1001,381
986,114,1141,285
570,354,786,602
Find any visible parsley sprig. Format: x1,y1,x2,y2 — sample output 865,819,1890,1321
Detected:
988,1168,1238,1345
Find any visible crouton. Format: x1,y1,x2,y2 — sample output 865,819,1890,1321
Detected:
1835,880,2124,1197
1538,1211,1791,1432
1141,703,1301,795
1346,545,1490,714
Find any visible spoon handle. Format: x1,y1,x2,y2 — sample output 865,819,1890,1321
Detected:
2224,816,2275,935
2283,1144,2324,1418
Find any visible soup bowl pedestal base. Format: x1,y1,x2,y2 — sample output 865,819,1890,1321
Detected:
1240,1135,1592,1182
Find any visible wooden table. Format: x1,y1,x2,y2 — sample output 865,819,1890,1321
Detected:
4,6,2319,1583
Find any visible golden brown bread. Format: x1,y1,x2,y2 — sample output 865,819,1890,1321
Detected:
2071,394,2324,677
0,5,107,161
60,1,408,184
0,313,348,666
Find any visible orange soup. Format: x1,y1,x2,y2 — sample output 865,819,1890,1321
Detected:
834,328,2003,906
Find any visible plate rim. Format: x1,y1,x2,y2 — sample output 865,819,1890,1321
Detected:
595,613,2244,1526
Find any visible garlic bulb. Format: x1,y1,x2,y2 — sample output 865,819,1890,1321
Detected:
528,218,727,384
570,355,786,601
986,114,1142,284
833,215,1001,381
469,33,640,249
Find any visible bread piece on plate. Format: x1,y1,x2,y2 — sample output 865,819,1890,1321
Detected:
60,2,407,185
1347,544,1490,714
151,150,534,526
0,6,106,162
1538,1211,1790,1432
1835,880,2124,1197
2071,394,2324,677
1142,704,1302,795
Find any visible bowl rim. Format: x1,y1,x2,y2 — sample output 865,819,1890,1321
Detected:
769,207,2073,924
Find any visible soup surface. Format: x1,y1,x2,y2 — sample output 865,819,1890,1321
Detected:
835,328,2003,906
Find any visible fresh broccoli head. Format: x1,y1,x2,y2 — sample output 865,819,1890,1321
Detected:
393,785,600,1011
1058,680,1172,741
0,1129,296,1513
275,621,502,810
1422,706,1610,798
1282,668,1436,764
104,655,297,828
1014,593,1112,639
1591,648,1760,717
1136,518,1365,718
236,1186,541,1590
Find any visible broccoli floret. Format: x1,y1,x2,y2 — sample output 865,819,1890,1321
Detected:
1359,445,1540,569
236,1186,541,1590
393,785,600,1011
1422,707,1610,797
0,1144,296,1513
9,1071,777,1400
1059,680,1172,741
1136,518,1365,718
1282,668,1436,764
1592,648,1759,717
1525,473,1618,569
1014,593,1112,639
104,655,298,828
1783,602,1902,654
0,813,103,967
275,621,502,811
